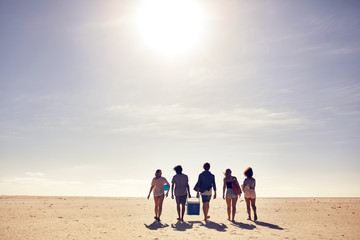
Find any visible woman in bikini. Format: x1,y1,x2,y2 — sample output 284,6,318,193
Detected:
223,169,240,221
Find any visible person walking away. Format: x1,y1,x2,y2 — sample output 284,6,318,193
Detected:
223,168,241,221
241,167,257,221
195,162,216,221
147,169,170,222
171,165,191,222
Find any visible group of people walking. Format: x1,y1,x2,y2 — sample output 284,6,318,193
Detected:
147,162,257,223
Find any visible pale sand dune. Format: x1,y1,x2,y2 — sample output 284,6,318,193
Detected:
0,196,359,239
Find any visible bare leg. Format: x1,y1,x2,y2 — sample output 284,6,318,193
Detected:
226,198,231,220
202,202,207,219
231,197,238,221
245,198,251,220
203,202,210,220
181,203,185,221
251,198,257,221
176,204,181,220
158,196,164,221
154,197,160,220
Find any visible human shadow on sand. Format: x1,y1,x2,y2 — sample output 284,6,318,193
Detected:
203,220,228,232
254,221,284,230
188,220,227,232
171,221,193,231
144,221,169,230
231,221,256,230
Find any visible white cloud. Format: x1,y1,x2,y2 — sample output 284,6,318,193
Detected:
0,176,148,197
293,44,360,56
105,104,306,138
1,176,83,186
25,172,44,177
322,83,360,104
100,179,148,185
324,47,360,55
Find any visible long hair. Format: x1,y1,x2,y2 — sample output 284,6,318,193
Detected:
224,168,231,177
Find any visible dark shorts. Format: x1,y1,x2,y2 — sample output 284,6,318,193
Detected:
201,195,212,203
154,194,164,198
175,195,187,205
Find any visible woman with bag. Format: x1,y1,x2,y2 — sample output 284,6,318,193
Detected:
222,168,241,221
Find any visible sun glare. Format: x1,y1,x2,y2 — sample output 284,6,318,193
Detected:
136,0,204,56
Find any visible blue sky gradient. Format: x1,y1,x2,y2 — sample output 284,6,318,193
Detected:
1,0,359,197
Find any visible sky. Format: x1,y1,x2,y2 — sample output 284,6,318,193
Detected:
0,0,359,197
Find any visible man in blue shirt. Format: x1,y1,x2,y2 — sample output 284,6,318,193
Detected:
195,162,217,221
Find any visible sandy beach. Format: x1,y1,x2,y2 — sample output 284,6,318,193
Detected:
0,196,359,240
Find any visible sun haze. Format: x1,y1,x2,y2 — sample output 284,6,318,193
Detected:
0,0,360,198
136,0,204,56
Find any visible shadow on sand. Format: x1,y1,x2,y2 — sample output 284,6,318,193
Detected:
231,221,256,230
144,221,169,230
171,221,193,231
187,220,228,232
203,220,228,232
254,221,284,230
189,221,227,232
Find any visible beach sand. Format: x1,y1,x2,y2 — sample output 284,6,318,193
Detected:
0,196,359,239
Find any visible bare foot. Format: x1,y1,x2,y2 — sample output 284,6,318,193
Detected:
177,218,181,221
247,217,252,220
254,213,258,221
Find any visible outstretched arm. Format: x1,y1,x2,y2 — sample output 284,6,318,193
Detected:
213,176,217,199
186,183,191,198
223,178,226,199
171,183,175,199
165,180,170,197
147,186,153,199
196,175,201,198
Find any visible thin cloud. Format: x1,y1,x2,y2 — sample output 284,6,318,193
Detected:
97,179,148,185
105,104,306,138
322,83,360,104
324,47,360,55
25,172,44,177
1,176,83,186
292,44,360,56
0,176,149,197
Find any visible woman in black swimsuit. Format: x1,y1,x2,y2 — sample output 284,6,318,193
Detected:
222,169,239,221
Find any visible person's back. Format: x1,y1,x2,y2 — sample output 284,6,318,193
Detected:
195,162,216,221
242,167,257,221
172,173,188,196
243,177,256,191
171,165,191,222
152,176,169,197
147,169,170,222
198,171,216,193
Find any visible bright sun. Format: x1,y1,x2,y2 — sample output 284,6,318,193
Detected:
136,0,204,56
